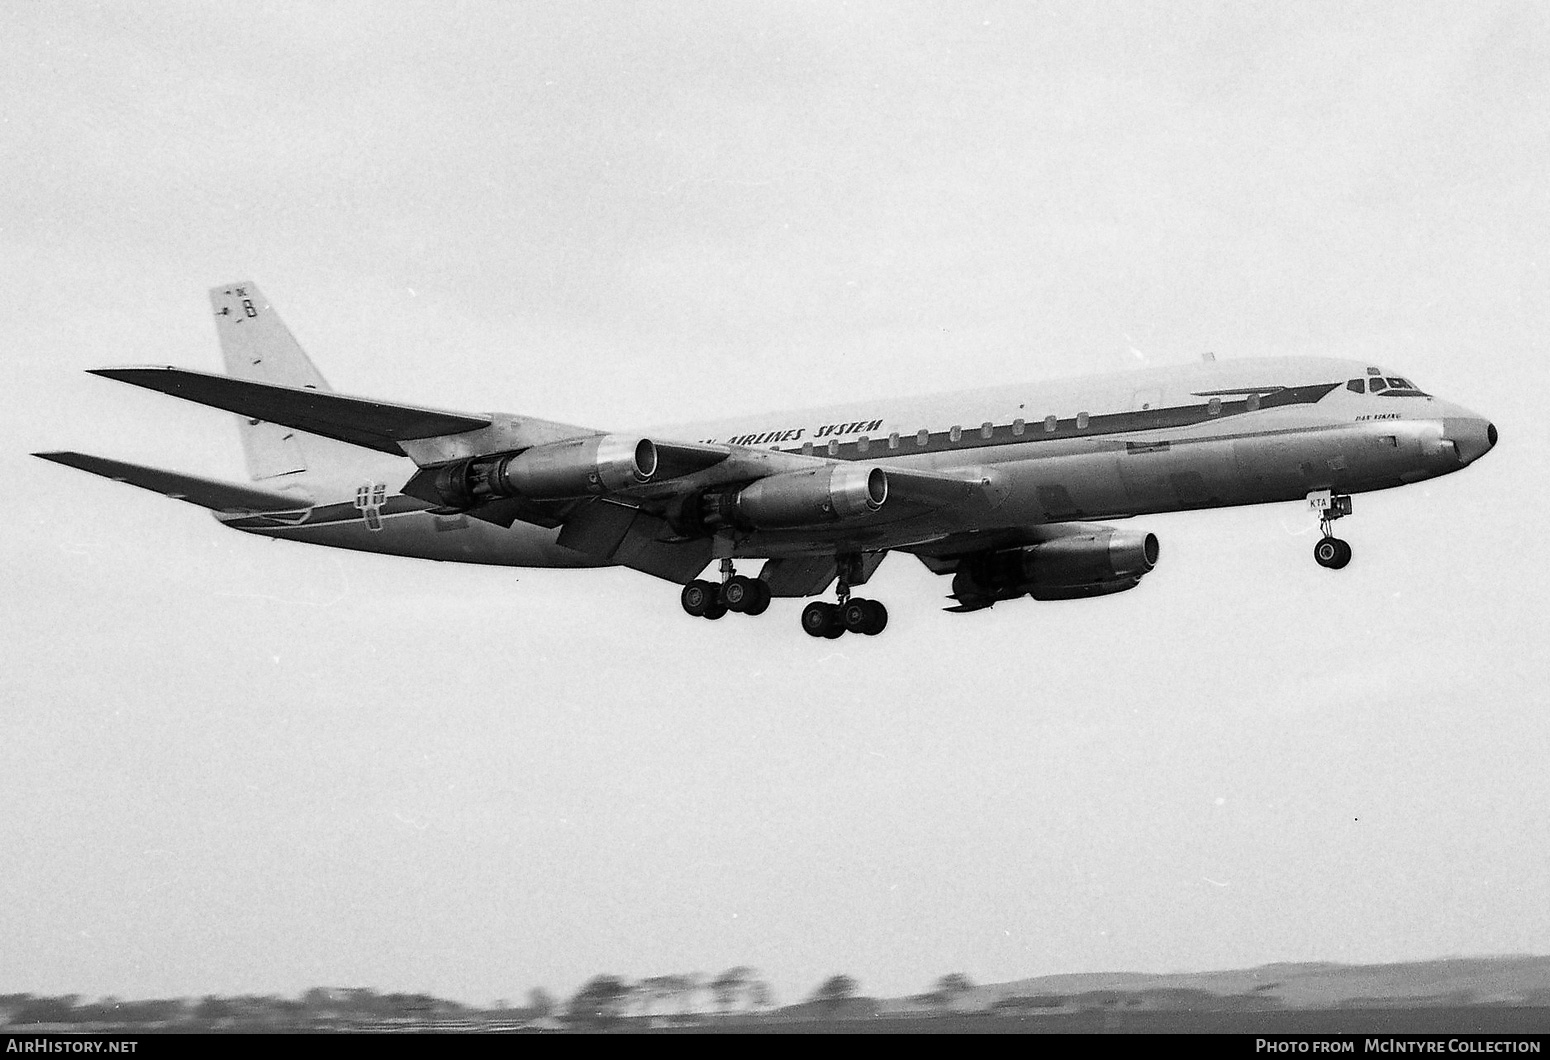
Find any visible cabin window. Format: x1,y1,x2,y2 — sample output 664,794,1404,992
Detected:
1369,378,1387,393
981,421,994,439
1208,397,1222,415
916,428,929,446
888,432,900,450
1012,418,1025,436
949,425,962,442
857,436,870,453
801,441,814,456
827,438,839,456
1347,379,1363,394
1245,393,1260,411
1076,412,1089,429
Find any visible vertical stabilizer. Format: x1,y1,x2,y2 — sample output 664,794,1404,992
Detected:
209,282,330,480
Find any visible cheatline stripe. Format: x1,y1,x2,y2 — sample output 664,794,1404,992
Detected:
763,382,1342,461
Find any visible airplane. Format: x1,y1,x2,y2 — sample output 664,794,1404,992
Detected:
34,282,1497,638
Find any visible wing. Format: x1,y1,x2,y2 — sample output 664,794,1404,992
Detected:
90,367,493,455
85,364,1009,583
34,451,311,511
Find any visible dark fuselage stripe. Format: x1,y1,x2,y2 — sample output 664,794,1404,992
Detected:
770,382,1343,461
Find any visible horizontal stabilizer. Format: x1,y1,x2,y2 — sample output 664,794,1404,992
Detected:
34,451,311,511
90,367,492,456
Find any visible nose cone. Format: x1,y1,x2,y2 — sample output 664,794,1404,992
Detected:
1442,415,1498,466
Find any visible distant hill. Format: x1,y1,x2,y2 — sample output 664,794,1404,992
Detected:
911,956,1550,1013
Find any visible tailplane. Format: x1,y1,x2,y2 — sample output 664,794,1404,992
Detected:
210,282,330,480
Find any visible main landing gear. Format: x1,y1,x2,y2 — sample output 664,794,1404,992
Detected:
801,598,888,638
800,562,888,639
1308,489,1353,570
682,554,891,637
680,559,771,621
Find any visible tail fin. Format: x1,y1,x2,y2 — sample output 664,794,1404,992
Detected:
209,282,330,480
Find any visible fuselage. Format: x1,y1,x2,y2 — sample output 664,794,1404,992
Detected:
221,355,1496,568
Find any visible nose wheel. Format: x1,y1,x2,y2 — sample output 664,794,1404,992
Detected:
1308,490,1353,570
1314,536,1352,569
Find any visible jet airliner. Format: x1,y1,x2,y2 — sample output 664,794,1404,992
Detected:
35,282,1497,638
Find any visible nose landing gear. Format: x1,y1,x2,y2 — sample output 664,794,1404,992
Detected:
1308,490,1353,570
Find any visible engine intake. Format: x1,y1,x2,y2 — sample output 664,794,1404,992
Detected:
694,465,887,531
410,434,656,508
952,529,1160,604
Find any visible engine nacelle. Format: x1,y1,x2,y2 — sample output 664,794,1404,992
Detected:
412,434,657,508
952,529,1160,604
695,464,888,531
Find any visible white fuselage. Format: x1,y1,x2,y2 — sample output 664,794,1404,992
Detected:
223,355,1495,569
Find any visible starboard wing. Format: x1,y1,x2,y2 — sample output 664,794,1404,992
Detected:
89,367,494,456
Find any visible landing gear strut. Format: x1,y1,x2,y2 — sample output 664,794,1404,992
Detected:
801,554,888,638
1308,490,1353,570
680,559,771,621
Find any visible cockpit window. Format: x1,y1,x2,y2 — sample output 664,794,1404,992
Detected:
1347,379,1363,393
1368,378,1387,393
1388,377,1413,390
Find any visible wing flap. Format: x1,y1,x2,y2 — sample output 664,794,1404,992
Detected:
90,367,492,455
34,451,311,511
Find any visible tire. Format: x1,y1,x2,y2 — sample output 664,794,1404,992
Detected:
1314,536,1342,568
862,600,888,636
802,601,838,638
1330,539,1352,569
841,599,873,633
680,580,713,616
721,575,755,613
743,579,771,616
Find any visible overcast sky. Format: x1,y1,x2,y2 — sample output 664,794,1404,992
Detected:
3,1,1547,1007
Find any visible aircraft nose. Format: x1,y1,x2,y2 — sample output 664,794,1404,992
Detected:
1442,415,1497,465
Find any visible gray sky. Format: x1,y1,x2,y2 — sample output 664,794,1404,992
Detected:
3,1,1547,1006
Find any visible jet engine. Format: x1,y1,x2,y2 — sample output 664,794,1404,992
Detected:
951,529,1160,604
408,434,657,509
689,464,888,532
